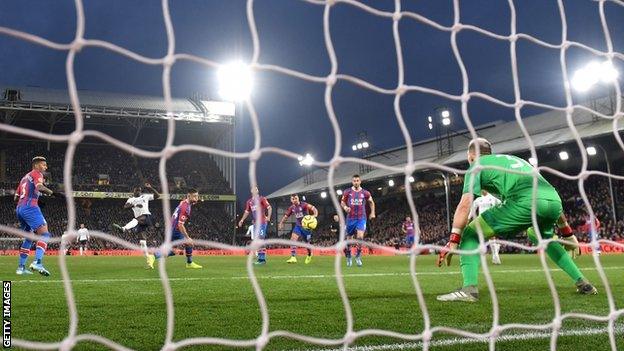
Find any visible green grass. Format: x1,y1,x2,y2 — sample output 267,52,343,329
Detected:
2,254,623,350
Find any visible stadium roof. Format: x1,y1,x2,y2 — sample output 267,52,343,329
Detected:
267,97,623,199
0,86,235,124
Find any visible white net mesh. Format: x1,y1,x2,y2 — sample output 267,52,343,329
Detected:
1,0,624,350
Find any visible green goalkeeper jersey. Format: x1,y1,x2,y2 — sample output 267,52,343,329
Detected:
462,154,560,202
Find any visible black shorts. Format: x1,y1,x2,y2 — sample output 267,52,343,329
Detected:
79,239,88,247
136,214,154,231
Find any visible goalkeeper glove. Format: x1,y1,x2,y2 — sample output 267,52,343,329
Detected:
558,224,580,259
437,232,461,267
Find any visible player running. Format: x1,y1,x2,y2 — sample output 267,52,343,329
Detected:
401,216,415,249
238,186,272,265
77,223,90,256
146,188,202,269
340,174,376,267
436,138,597,302
470,191,502,264
113,183,159,240
278,194,318,264
15,156,63,276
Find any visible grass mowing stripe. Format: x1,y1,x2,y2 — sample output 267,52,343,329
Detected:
297,325,624,351
11,265,624,284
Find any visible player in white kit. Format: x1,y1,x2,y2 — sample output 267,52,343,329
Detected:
77,223,90,256
113,183,159,256
471,191,502,264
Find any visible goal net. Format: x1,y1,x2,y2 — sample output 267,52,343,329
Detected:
1,0,623,350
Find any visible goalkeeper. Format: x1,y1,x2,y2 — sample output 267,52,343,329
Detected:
436,138,597,302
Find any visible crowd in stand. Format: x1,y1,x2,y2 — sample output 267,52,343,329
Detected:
1,143,232,194
2,139,623,254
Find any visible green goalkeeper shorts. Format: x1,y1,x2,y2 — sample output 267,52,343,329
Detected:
479,198,562,239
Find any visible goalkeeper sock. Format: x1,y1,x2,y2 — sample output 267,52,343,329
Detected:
527,227,584,282
185,246,193,263
18,239,32,268
459,225,480,287
545,242,584,282
459,218,495,287
290,246,297,257
35,232,51,264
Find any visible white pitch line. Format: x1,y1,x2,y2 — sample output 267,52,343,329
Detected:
10,266,624,284
296,325,624,351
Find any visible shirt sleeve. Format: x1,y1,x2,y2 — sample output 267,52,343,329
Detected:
261,197,270,208
144,194,154,201
32,171,44,185
341,191,348,204
284,206,293,217
462,165,482,196
303,203,311,213
245,200,251,212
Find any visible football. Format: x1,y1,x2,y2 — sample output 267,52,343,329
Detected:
301,215,318,230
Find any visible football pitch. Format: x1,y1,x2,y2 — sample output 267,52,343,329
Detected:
2,254,623,350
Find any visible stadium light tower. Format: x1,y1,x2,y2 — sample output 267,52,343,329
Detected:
217,61,253,101
572,61,619,92
298,153,315,167
428,107,454,157
352,131,373,174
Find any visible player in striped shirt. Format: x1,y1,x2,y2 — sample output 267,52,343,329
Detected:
278,194,318,264
146,188,202,269
238,186,272,265
401,216,415,249
14,156,63,276
340,174,376,267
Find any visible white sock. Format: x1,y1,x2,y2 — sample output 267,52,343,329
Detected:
123,219,138,231
139,240,148,256
79,247,83,256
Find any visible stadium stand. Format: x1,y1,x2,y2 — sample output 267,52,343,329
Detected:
1,142,232,194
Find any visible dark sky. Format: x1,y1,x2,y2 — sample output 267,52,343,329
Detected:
1,0,623,196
